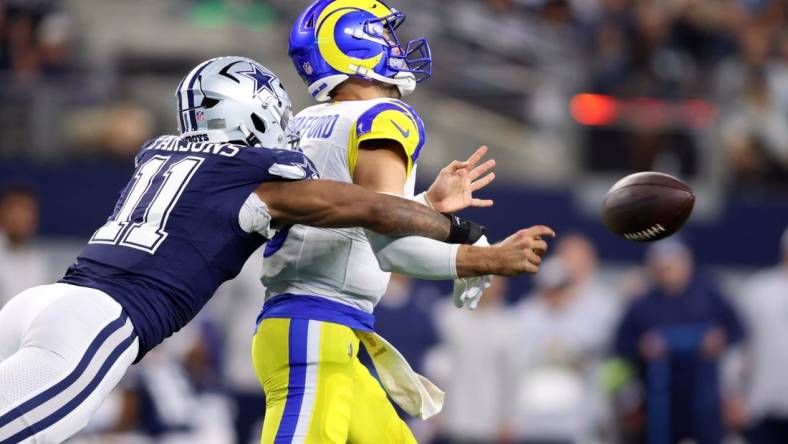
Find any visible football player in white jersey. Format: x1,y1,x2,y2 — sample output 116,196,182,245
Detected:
252,1,556,443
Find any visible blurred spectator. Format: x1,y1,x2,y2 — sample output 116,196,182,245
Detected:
428,277,512,444
720,69,788,187
556,232,621,329
728,228,788,444
0,184,49,307
588,16,630,95
717,24,788,188
37,11,73,75
65,102,157,160
505,256,617,443
0,0,73,87
614,239,744,444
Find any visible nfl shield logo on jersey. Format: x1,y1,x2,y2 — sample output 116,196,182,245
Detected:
196,110,206,122
302,62,314,75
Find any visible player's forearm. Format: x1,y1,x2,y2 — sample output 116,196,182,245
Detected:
370,225,553,280
363,192,452,240
368,238,510,279
367,232,500,280
258,180,451,241
455,245,500,278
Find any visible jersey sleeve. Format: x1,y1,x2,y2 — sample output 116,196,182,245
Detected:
268,149,321,181
348,99,426,178
236,147,320,182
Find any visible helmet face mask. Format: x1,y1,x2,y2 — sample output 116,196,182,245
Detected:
289,0,432,102
175,56,298,150
360,11,432,83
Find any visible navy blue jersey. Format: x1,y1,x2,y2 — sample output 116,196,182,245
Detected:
61,135,318,360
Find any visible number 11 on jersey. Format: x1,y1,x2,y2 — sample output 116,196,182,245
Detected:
90,155,204,254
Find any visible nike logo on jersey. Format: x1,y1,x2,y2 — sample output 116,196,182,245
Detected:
390,120,410,138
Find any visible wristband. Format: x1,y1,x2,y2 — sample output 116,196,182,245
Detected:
446,214,486,244
413,192,435,209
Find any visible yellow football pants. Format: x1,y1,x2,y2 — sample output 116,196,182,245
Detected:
252,317,417,444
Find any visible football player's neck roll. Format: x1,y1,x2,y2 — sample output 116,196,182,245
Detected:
330,77,401,101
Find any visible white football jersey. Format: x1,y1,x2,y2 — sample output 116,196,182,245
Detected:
261,98,426,312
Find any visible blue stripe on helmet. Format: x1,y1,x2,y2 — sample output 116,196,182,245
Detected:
184,60,214,132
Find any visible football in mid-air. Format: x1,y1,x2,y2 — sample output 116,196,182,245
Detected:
602,171,695,242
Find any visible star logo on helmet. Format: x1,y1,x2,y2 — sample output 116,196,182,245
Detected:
237,64,277,98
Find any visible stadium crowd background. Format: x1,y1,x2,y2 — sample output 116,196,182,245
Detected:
0,0,787,443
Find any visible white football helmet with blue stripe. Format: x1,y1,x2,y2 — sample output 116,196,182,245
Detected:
175,56,297,149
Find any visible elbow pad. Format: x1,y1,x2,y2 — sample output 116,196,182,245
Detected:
367,232,459,280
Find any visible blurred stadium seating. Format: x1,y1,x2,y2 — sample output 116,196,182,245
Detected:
1,0,787,443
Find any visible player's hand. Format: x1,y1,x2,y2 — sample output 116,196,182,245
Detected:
425,145,495,213
701,327,727,359
723,394,749,431
639,331,667,360
492,225,555,276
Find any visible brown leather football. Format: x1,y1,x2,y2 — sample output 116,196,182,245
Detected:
602,172,695,242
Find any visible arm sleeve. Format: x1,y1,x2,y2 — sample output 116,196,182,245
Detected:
363,191,458,279
365,231,459,280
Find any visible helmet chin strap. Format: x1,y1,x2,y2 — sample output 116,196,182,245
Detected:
349,65,416,97
392,71,417,97
238,122,262,147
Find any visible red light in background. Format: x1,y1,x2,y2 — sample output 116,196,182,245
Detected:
570,94,718,129
629,97,669,129
684,99,717,129
570,94,618,126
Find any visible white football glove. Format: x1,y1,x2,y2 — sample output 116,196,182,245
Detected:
452,235,492,310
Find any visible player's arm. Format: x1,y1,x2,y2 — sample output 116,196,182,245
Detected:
256,170,552,278
353,140,553,278
350,100,495,210
369,225,554,278
254,179,481,243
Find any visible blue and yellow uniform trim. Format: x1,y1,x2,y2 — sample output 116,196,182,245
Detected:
348,99,426,178
252,295,416,444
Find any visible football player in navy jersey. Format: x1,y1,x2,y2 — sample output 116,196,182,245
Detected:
0,56,545,444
